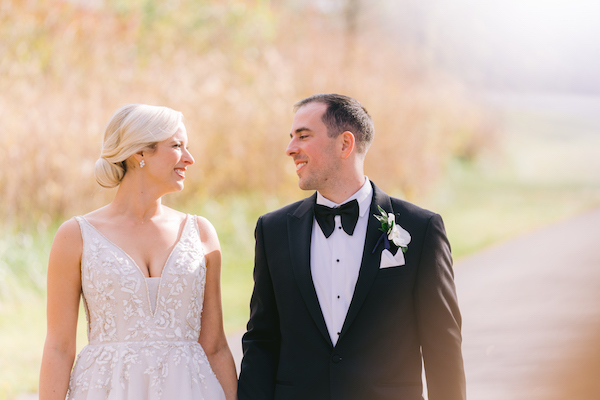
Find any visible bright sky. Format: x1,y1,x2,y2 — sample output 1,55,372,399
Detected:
379,0,600,92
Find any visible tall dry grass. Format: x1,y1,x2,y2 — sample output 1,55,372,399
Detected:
0,0,493,229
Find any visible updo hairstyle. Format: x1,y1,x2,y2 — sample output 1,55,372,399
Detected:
94,104,183,188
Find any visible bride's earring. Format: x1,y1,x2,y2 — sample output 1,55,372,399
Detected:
140,159,145,168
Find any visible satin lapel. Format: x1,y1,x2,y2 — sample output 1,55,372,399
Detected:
287,194,332,346
340,182,393,337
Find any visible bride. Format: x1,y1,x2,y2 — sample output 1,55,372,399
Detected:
39,104,237,399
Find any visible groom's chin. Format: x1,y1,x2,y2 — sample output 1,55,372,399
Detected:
297,181,313,191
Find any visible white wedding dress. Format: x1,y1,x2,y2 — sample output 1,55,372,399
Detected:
67,215,226,400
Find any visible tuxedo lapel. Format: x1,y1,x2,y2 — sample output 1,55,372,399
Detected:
340,182,393,339
287,194,332,347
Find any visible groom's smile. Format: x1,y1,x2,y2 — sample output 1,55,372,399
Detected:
295,161,307,171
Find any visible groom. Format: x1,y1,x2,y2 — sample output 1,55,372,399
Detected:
238,94,466,400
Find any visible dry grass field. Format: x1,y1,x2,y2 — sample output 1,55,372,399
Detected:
0,0,491,229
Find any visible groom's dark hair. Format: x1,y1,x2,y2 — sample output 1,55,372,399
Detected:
294,93,374,154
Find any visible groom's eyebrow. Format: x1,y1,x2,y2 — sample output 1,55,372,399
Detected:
290,127,311,138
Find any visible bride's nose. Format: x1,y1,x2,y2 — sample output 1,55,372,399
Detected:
183,148,195,165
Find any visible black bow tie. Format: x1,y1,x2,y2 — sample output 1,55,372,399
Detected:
314,199,359,238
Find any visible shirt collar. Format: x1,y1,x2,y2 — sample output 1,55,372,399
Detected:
316,177,372,218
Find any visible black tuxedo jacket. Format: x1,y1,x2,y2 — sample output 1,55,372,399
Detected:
238,182,466,400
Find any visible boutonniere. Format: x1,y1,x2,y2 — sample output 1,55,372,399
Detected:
372,206,411,254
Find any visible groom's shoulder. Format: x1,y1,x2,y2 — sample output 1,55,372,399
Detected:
390,196,436,219
386,196,447,237
372,181,437,221
382,191,442,227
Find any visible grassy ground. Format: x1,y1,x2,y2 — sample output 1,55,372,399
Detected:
2,95,600,399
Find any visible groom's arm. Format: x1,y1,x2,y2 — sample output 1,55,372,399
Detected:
238,216,281,400
416,214,466,400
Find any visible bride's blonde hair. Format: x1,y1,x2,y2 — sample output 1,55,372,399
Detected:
94,104,183,188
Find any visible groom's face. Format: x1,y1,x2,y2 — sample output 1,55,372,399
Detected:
286,102,340,193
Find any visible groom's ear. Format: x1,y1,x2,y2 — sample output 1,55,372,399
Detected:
339,131,355,159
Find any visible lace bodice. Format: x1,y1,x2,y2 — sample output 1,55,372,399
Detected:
76,215,206,344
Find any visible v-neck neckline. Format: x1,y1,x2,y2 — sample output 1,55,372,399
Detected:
80,214,189,280
80,215,190,318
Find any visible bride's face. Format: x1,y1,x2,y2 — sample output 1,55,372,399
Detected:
143,122,195,193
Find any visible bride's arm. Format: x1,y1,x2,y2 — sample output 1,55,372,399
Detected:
197,216,238,400
39,218,83,400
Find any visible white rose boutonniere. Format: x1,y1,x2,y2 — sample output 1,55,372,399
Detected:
372,206,411,254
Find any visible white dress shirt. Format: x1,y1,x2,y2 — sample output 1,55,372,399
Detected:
311,178,373,346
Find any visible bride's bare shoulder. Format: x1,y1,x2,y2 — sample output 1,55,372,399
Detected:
193,215,219,248
50,217,83,257
56,217,82,236
162,206,187,220
81,205,113,225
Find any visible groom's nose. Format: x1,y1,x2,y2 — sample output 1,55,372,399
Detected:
286,137,298,157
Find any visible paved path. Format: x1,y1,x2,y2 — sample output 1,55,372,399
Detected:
456,207,600,400
19,208,600,399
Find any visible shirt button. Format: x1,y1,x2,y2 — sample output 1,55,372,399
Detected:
337,295,340,299
338,226,342,229
336,259,340,262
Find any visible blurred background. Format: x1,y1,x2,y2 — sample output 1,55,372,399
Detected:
1,0,599,398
